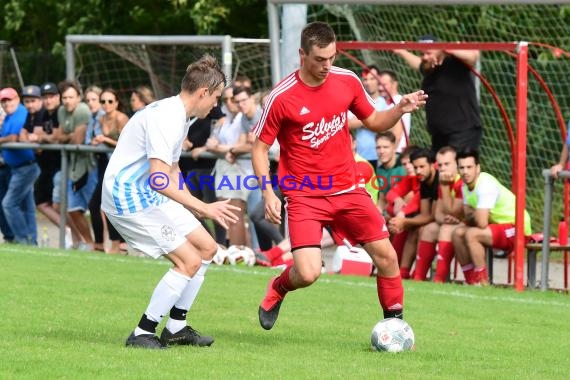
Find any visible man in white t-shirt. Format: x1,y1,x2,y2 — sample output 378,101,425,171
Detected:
378,69,411,153
102,55,240,349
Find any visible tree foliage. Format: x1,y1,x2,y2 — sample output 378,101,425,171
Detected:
0,0,267,83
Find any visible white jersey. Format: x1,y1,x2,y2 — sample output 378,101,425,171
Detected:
102,95,192,216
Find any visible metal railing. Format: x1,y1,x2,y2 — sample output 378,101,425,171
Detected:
540,168,570,290
1,142,232,249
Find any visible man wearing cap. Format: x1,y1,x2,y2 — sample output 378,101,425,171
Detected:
19,84,64,235
394,35,481,153
0,87,40,245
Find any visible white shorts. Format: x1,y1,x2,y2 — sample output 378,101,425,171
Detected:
214,159,256,202
105,200,201,259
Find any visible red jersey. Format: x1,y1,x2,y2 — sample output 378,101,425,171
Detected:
254,67,376,197
385,175,421,216
437,174,464,199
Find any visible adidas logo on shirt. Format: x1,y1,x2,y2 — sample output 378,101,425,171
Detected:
299,106,310,115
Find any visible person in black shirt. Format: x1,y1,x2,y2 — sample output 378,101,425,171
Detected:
394,35,481,153
19,85,63,232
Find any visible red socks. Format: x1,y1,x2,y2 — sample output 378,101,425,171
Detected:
376,275,404,318
474,266,489,284
400,267,410,279
461,263,475,284
272,266,294,296
264,246,285,262
413,241,437,281
434,241,454,283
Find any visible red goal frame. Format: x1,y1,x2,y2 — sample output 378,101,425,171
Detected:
335,41,529,291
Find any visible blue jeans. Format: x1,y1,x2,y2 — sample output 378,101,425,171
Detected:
0,165,14,242
2,163,40,245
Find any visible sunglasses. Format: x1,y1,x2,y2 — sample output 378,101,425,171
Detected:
100,99,114,104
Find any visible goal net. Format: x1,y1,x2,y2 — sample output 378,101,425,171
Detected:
66,36,272,102
297,2,569,234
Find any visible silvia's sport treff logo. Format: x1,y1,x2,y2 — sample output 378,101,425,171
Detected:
301,112,346,149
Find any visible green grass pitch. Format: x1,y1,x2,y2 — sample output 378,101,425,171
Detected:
1,245,569,379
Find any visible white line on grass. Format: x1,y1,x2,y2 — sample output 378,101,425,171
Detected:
3,246,568,308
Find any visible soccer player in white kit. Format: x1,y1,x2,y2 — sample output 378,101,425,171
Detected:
102,54,240,349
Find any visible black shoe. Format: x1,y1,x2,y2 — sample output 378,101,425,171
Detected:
160,326,214,347
258,277,285,330
258,302,283,330
125,332,166,349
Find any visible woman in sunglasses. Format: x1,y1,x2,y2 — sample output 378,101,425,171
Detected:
95,89,128,147
91,88,129,253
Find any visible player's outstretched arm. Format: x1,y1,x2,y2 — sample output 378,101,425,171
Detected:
362,90,427,133
252,138,282,225
148,158,240,229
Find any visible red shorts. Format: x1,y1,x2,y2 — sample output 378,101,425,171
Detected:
285,188,389,251
489,223,517,252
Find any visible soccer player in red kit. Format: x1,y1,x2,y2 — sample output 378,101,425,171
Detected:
251,21,427,331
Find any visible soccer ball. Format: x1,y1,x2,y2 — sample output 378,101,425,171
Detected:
226,245,256,267
370,318,415,353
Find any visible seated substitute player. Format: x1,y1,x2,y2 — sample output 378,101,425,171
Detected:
413,146,463,282
452,149,531,285
252,21,427,331
102,54,240,349
384,145,421,262
388,148,438,279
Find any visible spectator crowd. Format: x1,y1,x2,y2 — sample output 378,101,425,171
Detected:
2,35,566,287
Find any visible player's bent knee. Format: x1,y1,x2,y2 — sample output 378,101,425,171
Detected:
295,266,321,286
420,222,439,240
452,226,466,240
465,228,484,243
202,239,218,261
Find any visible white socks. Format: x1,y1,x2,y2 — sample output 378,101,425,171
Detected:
134,268,190,336
165,260,211,334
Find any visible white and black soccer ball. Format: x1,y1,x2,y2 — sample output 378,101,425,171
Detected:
370,318,415,353
226,245,256,267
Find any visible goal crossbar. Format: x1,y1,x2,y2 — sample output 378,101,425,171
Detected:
336,41,520,52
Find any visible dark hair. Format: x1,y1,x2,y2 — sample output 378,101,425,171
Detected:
300,21,336,54
456,148,480,165
181,54,226,95
100,88,126,114
58,80,82,97
233,74,252,88
376,131,396,144
233,86,252,99
437,145,457,156
400,144,420,160
379,69,398,82
410,147,435,164
362,64,380,76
